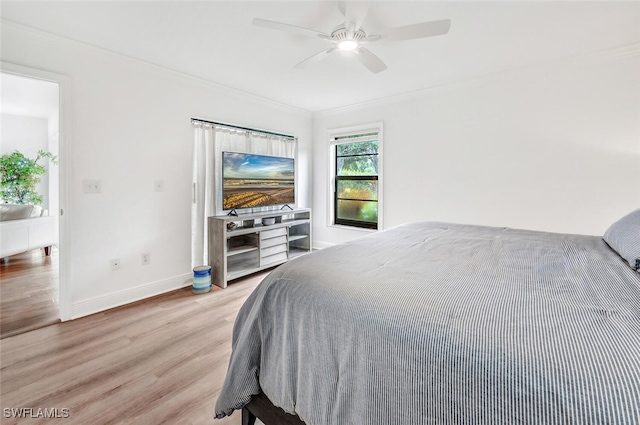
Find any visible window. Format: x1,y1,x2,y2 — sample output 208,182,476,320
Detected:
331,125,382,229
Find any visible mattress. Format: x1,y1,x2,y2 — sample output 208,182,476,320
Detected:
215,222,640,424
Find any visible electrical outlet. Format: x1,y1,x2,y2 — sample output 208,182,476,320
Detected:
110,258,121,271
141,252,150,265
83,179,102,194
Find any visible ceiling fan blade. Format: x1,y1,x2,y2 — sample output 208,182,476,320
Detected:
253,18,329,39
381,19,451,42
341,1,370,31
294,47,338,69
359,35,381,45
354,47,387,74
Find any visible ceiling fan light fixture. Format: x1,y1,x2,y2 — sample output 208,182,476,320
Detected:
253,11,451,74
338,40,359,51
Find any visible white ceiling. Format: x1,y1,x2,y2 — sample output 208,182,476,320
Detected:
1,1,639,112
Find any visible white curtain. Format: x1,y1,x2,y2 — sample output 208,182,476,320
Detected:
191,122,297,267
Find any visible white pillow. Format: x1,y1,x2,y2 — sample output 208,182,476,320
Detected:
0,204,34,221
603,209,640,273
30,205,43,217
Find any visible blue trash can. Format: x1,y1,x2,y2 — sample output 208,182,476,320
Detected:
192,265,212,294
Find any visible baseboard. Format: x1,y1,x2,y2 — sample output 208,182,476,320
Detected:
312,241,334,250
71,273,193,319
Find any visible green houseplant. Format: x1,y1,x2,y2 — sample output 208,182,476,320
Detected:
0,150,57,205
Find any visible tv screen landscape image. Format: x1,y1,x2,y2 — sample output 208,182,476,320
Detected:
222,152,295,210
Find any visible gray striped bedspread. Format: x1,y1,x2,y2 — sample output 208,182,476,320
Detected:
215,222,640,424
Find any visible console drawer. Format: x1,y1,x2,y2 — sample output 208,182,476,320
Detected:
260,243,288,258
261,235,287,249
260,227,287,240
261,251,288,266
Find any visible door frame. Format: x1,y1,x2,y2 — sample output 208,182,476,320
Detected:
1,62,71,321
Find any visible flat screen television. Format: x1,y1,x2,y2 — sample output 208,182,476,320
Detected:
222,151,295,211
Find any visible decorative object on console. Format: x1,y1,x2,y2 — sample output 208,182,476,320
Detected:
262,217,276,226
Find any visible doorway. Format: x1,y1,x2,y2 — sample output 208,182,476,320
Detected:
0,65,69,338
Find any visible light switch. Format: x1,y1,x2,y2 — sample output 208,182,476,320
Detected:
83,179,102,194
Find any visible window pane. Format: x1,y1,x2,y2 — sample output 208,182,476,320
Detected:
337,141,378,156
337,200,378,223
333,136,380,229
337,180,378,201
337,155,378,176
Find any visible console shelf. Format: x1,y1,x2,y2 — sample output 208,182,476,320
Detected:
208,208,312,288
227,246,258,256
288,235,307,242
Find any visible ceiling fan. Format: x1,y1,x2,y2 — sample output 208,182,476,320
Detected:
253,2,451,74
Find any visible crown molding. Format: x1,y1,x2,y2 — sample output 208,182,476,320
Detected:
317,42,640,117
0,19,312,118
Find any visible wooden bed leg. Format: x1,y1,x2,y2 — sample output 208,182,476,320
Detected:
242,407,257,425
44,246,51,256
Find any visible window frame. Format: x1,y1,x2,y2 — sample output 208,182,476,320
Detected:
328,123,383,231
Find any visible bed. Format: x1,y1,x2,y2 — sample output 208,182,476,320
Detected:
215,210,640,424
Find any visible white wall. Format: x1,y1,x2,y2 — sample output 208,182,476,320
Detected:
313,47,640,246
1,23,312,318
0,113,52,209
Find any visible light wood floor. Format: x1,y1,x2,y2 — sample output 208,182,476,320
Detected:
1,248,60,339
0,271,268,425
